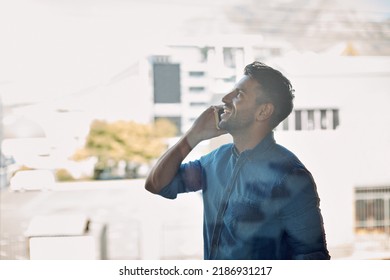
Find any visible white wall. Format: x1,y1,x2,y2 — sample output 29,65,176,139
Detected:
278,56,390,256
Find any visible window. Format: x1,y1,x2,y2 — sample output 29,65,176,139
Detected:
332,109,340,129
153,63,181,103
320,110,327,129
307,110,315,130
295,110,302,131
189,71,205,77
282,118,289,130
223,48,236,68
189,86,205,93
189,102,208,107
223,76,236,83
278,108,340,131
355,186,390,234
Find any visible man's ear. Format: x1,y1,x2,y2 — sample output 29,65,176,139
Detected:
257,103,274,121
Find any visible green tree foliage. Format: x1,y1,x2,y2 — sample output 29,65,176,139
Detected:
74,119,177,179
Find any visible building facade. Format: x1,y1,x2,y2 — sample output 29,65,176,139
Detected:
147,39,390,258
149,35,289,133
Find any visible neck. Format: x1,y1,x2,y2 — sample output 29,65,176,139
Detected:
232,128,272,153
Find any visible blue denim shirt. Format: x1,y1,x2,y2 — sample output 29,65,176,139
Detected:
159,132,330,260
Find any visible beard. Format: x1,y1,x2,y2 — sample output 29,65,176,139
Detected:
218,106,254,133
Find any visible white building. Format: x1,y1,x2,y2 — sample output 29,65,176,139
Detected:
149,35,290,133
3,31,389,259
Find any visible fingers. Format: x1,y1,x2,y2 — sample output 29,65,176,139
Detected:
213,107,221,130
212,105,224,130
188,106,227,142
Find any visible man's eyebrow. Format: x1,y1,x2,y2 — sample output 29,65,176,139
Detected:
237,87,246,93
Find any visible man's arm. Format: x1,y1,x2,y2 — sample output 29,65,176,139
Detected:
145,106,226,194
278,169,330,259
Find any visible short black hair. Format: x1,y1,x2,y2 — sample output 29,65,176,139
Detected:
244,61,295,129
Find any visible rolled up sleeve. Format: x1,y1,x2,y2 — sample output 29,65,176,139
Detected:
159,160,203,199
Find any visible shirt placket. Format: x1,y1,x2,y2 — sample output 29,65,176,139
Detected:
208,153,247,259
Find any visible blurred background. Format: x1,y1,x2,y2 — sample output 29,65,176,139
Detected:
1,0,390,260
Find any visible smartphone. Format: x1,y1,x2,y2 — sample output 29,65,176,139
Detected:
214,107,224,130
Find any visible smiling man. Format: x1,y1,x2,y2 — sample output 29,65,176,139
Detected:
145,61,330,260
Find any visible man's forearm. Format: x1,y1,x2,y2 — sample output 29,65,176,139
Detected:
145,106,225,194
144,135,194,194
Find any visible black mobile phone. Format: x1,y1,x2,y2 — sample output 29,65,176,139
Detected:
215,107,224,129
217,108,224,122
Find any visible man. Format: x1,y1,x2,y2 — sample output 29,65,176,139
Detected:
145,61,330,260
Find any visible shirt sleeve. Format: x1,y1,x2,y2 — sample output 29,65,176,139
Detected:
277,168,330,260
158,159,204,200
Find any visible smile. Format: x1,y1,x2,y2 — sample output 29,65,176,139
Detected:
223,106,232,114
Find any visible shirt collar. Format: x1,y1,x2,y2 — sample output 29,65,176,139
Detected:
231,131,276,159
231,145,240,159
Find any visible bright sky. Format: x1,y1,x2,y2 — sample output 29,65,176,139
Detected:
0,0,389,106
0,0,220,106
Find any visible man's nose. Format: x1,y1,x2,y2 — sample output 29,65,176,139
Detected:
222,90,235,103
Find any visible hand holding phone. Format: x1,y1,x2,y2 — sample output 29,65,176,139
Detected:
214,106,224,130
